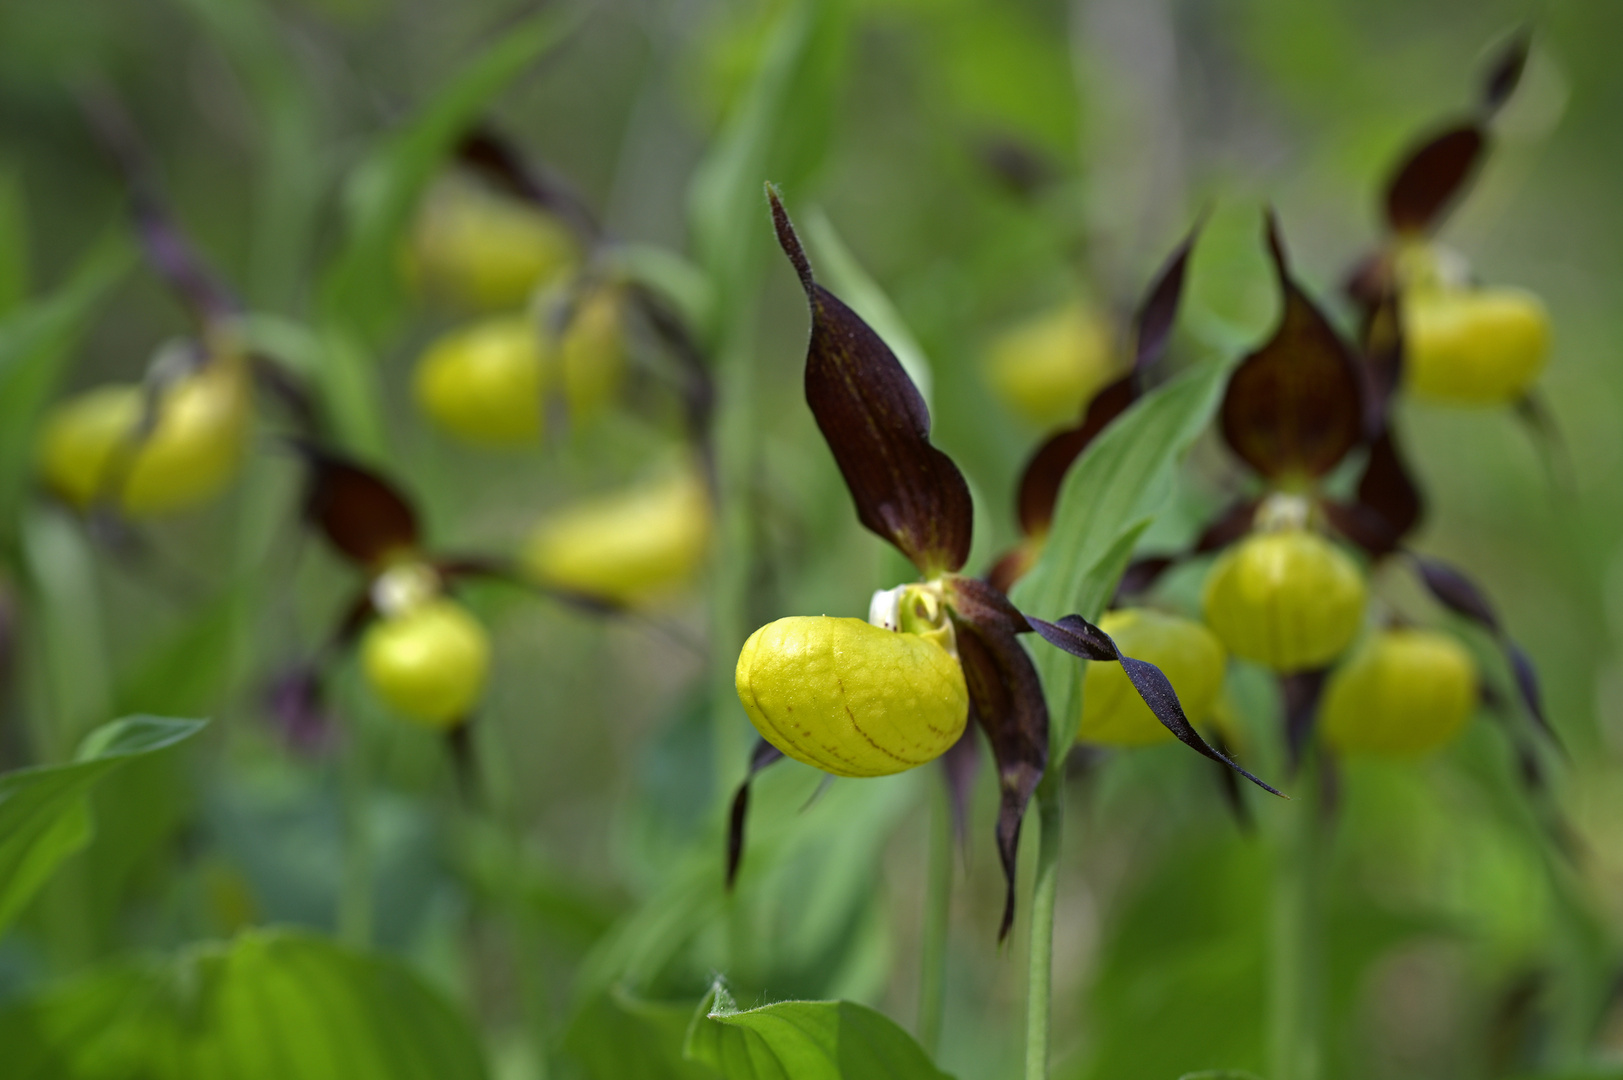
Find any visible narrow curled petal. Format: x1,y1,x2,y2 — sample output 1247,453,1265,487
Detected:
951,613,1047,941
1027,614,1282,797
1280,668,1329,771
455,125,599,240
1219,214,1364,481
770,188,973,574
1481,30,1531,114
1413,554,1562,753
726,738,786,890
939,723,981,854
1130,216,1203,371
295,444,421,566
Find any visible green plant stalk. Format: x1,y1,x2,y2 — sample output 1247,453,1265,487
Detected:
917,782,953,1056
1268,771,1322,1080
336,684,373,949
1026,776,1066,1080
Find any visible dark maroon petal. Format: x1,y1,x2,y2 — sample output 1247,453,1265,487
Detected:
1360,295,1405,437
1027,614,1282,797
945,574,1031,636
1280,669,1329,773
770,188,974,575
1325,428,1423,558
1207,730,1254,832
265,666,336,755
1130,216,1203,372
455,124,599,241
939,723,981,854
1413,554,1562,754
1481,31,1531,114
294,445,421,566
1219,213,1364,481
1383,125,1485,236
726,738,786,890
951,613,1047,941
1111,556,1178,604
1016,377,1135,536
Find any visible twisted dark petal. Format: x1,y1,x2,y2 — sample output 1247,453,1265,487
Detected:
1027,614,1283,797
939,723,981,855
1220,213,1364,481
1481,30,1532,114
1280,669,1329,774
770,189,973,574
952,614,1047,941
1326,428,1423,559
1207,730,1254,833
292,444,421,566
1131,215,1203,372
726,739,786,890
1360,294,1405,437
1413,555,1563,754
455,124,600,240
1383,125,1485,235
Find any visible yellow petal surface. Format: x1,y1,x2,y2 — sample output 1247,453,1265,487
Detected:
414,316,545,446
1403,287,1549,405
362,599,491,729
1320,628,1477,757
1202,530,1366,672
735,616,968,778
983,302,1116,427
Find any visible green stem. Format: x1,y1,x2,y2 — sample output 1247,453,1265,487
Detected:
1025,778,1066,1080
1268,770,1321,1080
917,784,953,1057
336,698,372,949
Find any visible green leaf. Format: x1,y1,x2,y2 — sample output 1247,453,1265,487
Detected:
683,983,953,1080
562,988,720,1080
0,233,134,529
1010,358,1232,763
0,166,30,314
0,928,487,1080
0,716,204,938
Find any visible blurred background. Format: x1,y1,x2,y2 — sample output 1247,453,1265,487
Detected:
0,0,1619,1078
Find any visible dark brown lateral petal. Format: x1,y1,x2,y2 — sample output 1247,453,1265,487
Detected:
1325,428,1423,559
726,738,786,890
940,723,981,854
770,188,974,574
1131,216,1203,371
456,124,600,241
1412,554,1563,754
1016,376,1135,536
1482,31,1532,114
296,446,421,566
945,574,1031,636
1027,614,1283,797
1219,214,1364,481
1112,556,1179,605
1207,730,1254,833
951,612,1048,941
1360,294,1405,437
1384,125,1485,236
1280,669,1329,773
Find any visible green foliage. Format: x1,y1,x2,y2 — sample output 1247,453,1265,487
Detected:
0,928,487,1080
0,716,204,939
1011,359,1232,760
684,982,953,1080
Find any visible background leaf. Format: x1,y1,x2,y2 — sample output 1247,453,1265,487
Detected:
0,715,204,938
0,927,487,1080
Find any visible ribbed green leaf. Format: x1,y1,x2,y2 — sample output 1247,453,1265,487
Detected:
0,928,487,1080
0,716,204,938
683,984,953,1080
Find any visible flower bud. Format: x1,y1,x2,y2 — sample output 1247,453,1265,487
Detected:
406,177,579,311
38,353,252,517
413,316,543,446
1202,529,1366,672
984,302,1115,427
1079,609,1226,746
361,598,490,729
1319,628,1477,757
735,615,968,777
1402,287,1549,405
522,466,709,603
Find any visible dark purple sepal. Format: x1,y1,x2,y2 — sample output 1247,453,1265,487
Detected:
770,188,974,575
1324,428,1423,559
1219,213,1364,482
1280,668,1329,774
726,738,786,890
1027,614,1283,797
293,444,422,567
1383,125,1485,236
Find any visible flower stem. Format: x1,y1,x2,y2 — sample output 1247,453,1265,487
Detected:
1025,776,1066,1080
917,783,953,1057
1268,767,1322,1080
